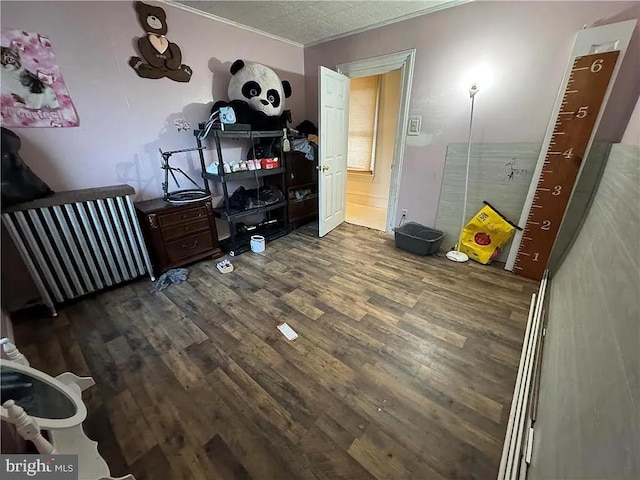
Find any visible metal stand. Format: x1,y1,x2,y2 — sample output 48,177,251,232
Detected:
160,147,211,205
448,83,479,264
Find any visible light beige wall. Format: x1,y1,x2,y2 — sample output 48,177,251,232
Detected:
346,69,401,210
306,2,639,228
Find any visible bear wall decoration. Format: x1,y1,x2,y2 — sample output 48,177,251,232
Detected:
212,60,292,131
128,1,192,82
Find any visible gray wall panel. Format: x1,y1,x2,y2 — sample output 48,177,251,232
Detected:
529,143,640,479
435,143,540,260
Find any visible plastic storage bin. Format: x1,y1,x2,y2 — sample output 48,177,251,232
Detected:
394,222,445,256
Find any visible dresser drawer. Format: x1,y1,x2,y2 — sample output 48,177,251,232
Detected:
162,218,210,242
166,231,213,263
136,198,221,276
289,196,318,222
158,206,208,228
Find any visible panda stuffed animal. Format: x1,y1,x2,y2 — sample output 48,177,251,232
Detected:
212,60,292,131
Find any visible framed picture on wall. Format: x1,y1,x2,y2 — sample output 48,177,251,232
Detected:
1,29,79,128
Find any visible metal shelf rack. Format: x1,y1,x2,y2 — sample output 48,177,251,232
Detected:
194,124,289,256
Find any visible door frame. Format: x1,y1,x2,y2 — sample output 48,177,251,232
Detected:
337,49,416,232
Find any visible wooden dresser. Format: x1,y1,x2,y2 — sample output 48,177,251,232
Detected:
135,198,221,276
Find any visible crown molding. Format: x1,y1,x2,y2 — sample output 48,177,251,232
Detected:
304,0,471,48
160,1,304,48
162,0,469,49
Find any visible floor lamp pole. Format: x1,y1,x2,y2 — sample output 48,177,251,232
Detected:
447,83,478,263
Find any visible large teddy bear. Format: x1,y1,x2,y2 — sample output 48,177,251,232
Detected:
212,60,291,130
129,1,192,82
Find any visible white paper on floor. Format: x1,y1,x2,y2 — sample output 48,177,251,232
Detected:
277,323,298,341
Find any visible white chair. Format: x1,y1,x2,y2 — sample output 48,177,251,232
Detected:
1,340,135,480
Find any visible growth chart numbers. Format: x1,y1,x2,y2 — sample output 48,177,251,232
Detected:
514,51,619,281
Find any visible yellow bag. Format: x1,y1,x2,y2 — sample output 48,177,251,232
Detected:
459,202,517,264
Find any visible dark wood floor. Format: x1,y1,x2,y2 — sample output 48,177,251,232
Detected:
14,223,537,480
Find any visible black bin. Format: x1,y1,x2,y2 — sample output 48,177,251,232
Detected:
394,222,445,256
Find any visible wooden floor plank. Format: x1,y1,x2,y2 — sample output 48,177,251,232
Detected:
13,222,536,480
104,389,158,464
299,422,375,480
209,367,317,480
348,424,446,480
203,434,252,480
212,396,296,480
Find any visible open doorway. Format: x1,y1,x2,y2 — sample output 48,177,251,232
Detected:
317,50,414,236
345,70,402,231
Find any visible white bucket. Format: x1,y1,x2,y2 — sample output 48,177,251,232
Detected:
250,235,266,253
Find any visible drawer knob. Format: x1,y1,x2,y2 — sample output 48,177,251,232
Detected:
182,239,199,250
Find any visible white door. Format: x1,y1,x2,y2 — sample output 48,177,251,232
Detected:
318,66,349,237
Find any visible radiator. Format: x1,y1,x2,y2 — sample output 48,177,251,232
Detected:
2,185,154,316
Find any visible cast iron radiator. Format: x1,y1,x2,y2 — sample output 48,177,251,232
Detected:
1,185,154,316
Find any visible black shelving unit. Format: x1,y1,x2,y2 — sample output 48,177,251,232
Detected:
194,124,289,256
218,224,288,254
204,167,285,183
211,200,288,221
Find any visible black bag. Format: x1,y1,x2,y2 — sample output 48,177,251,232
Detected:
295,120,318,136
1,128,53,209
225,185,285,212
247,137,280,160
258,186,284,205
228,186,249,211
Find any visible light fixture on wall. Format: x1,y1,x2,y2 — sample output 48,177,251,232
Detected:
446,83,479,263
